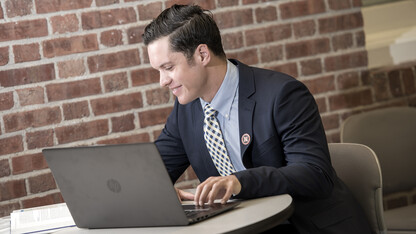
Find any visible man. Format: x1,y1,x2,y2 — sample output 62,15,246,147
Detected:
142,4,371,233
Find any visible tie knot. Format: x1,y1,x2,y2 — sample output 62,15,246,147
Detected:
204,104,217,118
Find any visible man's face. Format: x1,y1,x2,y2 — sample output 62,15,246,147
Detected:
147,36,208,105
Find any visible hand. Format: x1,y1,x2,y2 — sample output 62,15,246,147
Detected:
175,187,195,201
194,175,241,206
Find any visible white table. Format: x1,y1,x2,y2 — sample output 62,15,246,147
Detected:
58,194,293,234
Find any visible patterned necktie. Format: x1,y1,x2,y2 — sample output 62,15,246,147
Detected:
203,103,236,176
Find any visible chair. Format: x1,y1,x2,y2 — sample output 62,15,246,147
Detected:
341,107,416,233
328,143,386,234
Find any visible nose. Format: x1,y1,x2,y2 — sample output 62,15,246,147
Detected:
159,71,172,87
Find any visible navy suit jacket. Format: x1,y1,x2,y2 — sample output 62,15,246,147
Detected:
155,60,371,233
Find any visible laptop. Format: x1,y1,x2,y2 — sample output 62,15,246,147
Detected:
42,143,240,229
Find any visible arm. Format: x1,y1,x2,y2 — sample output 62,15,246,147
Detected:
155,101,190,184
234,79,335,199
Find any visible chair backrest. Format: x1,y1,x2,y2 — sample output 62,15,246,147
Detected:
328,143,386,234
341,107,416,195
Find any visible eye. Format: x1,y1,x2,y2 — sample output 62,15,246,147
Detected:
165,66,173,71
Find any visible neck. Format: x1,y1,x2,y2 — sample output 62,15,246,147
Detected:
201,58,228,102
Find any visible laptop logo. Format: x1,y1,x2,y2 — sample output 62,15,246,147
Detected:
107,179,121,193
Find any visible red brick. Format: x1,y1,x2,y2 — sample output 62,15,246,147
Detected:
138,2,162,20
22,193,64,209
303,75,335,95
139,107,173,128
55,119,109,144
29,173,56,194
96,0,119,6
214,9,253,29
97,133,150,145
131,68,159,86
293,20,316,38
269,63,298,78
260,45,283,63
166,0,215,10
46,78,101,102
0,91,14,111
0,179,26,201
315,97,327,113
0,136,23,156
325,51,367,71
328,0,351,10
388,70,404,97
356,31,365,47
5,0,33,17
43,34,98,58
0,46,9,66
17,87,45,106
337,72,360,90
321,113,339,130
371,72,390,101
218,0,238,7
227,49,258,65
0,159,11,178
319,12,363,34
91,92,143,116
332,33,353,51
81,8,137,30
146,87,170,105
0,203,20,218
4,107,61,133
26,130,54,150
245,24,291,46
13,43,41,63
0,19,48,42
286,38,330,59
100,29,123,47
222,32,244,50
51,14,79,34
103,72,128,92
329,89,373,111
153,129,162,140
12,153,48,174
63,101,90,120
255,6,277,23
35,0,92,13
142,45,149,64
301,58,322,76
402,68,416,95
127,25,145,44
352,0,362,7
111,114,135,133
0,64,55,87
88,49,140,73
280,0,325,19
57,59,86,78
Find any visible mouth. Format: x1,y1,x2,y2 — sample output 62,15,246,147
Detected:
170,85,181,95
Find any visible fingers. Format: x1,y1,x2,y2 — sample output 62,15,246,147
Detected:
175,188,195,201
194,175,241,206
179,189,195,200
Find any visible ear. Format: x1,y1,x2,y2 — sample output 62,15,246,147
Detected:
195,44,210,66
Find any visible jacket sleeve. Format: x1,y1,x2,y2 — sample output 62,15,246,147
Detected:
155,101,190,183
234,79,335,200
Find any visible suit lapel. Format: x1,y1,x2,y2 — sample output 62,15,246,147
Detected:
233,60,256,165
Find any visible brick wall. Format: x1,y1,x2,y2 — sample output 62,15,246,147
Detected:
1,0,416,217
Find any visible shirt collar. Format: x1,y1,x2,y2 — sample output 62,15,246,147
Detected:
200,60,239,118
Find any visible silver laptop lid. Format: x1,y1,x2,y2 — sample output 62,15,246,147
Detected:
43,143,189,228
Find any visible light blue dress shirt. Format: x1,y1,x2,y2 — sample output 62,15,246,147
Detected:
200,60,246,172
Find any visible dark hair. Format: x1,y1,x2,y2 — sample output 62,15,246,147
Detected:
142,4,226,61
